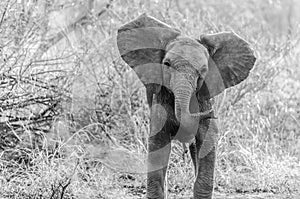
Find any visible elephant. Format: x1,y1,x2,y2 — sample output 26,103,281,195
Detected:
117,14,256,199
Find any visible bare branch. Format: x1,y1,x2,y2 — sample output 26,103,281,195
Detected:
0,0,9,28
32,0,113,60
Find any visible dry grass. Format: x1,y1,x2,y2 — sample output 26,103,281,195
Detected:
1,0,300,198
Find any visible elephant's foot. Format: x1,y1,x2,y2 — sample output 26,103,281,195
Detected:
193,179,213,199
146,169,167,199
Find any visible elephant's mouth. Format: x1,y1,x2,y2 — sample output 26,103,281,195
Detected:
187,91,214,119
172,90,215,143
169,72,215,124
174,89,214,123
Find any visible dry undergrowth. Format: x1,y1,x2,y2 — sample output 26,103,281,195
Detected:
1,0,300,198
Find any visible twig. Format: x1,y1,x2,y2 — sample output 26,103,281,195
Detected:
0,0,9,28
32,0,113,60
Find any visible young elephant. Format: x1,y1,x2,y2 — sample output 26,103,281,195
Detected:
117,14,256,199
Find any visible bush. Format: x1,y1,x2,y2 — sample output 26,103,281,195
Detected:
0,0,299,198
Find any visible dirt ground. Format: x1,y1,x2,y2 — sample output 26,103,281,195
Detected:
122,187,299,199
121,184,300,199
167,192,300,199
214,192,298,199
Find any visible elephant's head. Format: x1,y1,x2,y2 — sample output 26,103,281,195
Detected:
117,14,256,141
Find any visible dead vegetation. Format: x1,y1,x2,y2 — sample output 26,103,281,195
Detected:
0,0,300,198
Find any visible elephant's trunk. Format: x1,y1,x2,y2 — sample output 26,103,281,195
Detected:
172,75,213,124
171,73,214,142
173,83,192,123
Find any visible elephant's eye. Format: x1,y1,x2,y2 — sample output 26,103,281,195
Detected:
163,59,171,67
199,65,208,75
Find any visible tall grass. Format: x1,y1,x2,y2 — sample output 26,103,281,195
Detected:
0,0,299,198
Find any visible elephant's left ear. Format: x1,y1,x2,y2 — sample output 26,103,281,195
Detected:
199,32,256,98
117,14,180,87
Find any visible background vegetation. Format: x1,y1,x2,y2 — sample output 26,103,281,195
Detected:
0,0,299,198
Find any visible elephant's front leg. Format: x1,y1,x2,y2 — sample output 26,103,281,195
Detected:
147,100,172,199
147,133,171,199
193,119,218,199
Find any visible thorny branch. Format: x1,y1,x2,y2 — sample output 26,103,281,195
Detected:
0,1,114,150
33,0,113,60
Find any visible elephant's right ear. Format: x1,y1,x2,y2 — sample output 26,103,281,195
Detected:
198,32,256,98
117,13,180,86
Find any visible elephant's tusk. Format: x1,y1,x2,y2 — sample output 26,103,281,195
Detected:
190,109,217,120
